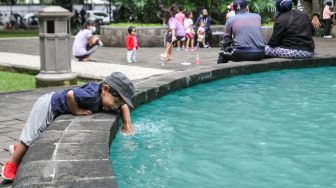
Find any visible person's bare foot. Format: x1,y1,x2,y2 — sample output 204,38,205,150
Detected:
166,56,174,62
82,58,96,62
81,58,89,61
160,53,167,60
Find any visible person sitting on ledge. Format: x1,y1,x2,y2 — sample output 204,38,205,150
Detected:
217,0,266,64
72,20,103,62
1,72,135,181
265,0,315,59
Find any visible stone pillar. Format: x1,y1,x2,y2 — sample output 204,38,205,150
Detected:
36,6,77,87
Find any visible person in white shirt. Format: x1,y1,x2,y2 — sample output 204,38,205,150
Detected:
226,3,236,19
72,21,103,62
184,12,196,51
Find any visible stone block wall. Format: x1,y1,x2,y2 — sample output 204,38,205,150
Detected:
100,25,274,47
100,26,168,47
14,113,119,188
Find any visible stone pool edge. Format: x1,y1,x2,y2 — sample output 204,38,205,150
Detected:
13,57,336,187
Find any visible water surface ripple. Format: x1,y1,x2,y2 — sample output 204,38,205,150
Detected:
110,67,336,188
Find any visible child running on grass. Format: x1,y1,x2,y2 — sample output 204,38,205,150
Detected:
1,72,135,181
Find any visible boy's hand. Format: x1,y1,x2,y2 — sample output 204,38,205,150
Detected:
120,104,135,135
122,128,135,135
121,122,135,135
76,109,92,115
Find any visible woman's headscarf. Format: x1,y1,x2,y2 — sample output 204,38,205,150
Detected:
276,0,292,13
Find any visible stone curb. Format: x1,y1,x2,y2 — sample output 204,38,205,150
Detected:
132,57,336,107
13,56,336,187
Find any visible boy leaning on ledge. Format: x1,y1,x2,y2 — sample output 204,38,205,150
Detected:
1,72,136,181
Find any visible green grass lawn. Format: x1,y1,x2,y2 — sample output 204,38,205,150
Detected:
0,71,89,93
0,29,38,38
0,71,36,92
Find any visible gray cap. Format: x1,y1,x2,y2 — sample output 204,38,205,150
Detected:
103,72,135,108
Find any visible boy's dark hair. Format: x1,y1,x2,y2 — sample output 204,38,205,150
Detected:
185,11,191,18
128,26,136,34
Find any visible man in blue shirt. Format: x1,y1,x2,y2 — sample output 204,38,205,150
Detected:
217,0,266,64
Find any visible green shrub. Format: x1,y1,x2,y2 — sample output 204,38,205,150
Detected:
314,28,325,37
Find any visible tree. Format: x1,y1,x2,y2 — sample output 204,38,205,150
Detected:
53,0,74,11
111,0,276,24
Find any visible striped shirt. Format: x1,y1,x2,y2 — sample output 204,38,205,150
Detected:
224,12,266,49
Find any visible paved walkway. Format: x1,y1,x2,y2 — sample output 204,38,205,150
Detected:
0,37,335,186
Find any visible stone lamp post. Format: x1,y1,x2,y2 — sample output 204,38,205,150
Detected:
36,6,77,87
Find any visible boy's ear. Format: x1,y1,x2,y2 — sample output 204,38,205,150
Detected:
102,84,110,92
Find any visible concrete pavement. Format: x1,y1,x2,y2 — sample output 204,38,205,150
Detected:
0,37,335,187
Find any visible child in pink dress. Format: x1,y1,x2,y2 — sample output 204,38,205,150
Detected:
184,12,196,51
197,21,206,48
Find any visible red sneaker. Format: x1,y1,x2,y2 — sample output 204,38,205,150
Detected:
9,144,16,156
1,161,17,181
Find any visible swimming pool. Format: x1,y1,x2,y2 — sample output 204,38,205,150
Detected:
110,67,336,188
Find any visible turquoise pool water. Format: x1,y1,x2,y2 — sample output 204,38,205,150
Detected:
110,67,336,188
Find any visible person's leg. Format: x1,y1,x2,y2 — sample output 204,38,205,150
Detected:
191,37,195,49
182,37,186,49
176,36,183,50
205,29,212,47
177,40,181,49
185,37,190,50
217,52,229,64
85,37,103,60
75,55,88,61
9,142,28,164
196,41,200,48
161,33,172,58
161,41,171,57
2,92,54,180
323,19,331,37
326,19,331,36
127,50,132,63
131,49,137,63
167,42,173,60
265,45,313,58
